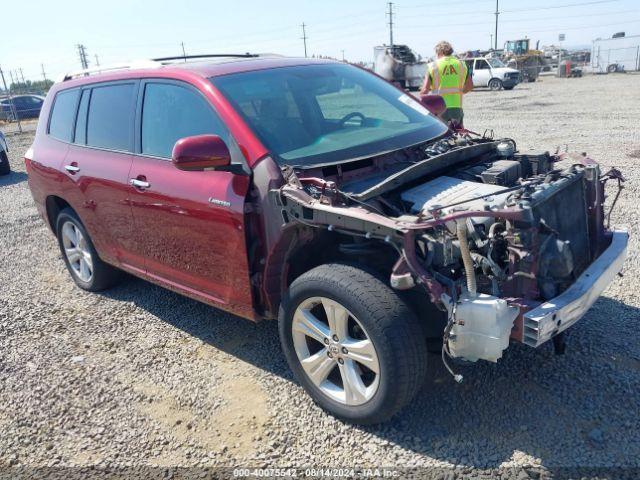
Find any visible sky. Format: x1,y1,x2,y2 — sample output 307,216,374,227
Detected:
1,0,639,83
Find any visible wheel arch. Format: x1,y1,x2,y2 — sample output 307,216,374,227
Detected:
45,195,73,232
261,227,398,318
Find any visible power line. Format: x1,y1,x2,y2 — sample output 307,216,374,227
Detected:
501,17,640,34
291,17,640,47
502,0,621,13
402,0,494,8
398,9,638,30
396,0,622,20
300,23,308,57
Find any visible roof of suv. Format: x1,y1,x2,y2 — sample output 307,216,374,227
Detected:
60,55,339,86
168,55,337,76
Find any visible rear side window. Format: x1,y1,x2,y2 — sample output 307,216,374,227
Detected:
87,83,135,151
141,83,226,158
49,90,80,142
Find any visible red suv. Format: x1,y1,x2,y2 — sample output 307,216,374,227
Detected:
26,55,628,423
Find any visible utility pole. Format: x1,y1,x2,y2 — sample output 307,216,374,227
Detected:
41,64,47,82
494,0,499,51
94,54,100,67
181,41,187,61
0,65,22,132
341,49,345,62
300,23,308,58
0,65,8,93
9,70,15,86
77,44,89,69
19,68,25,83
387,2,395,47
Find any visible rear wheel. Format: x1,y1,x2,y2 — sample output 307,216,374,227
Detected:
56,208,121,291
488,78,503,91
279,264,427,424
0,151,10,176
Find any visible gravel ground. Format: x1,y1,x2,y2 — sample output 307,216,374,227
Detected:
1,73,639,478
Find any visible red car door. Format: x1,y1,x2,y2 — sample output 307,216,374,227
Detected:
59,82,142,270
127,80,254,318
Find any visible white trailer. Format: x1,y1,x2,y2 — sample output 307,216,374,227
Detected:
591,34,640,73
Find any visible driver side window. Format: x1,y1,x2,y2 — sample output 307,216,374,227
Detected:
475,60,490,70
141,82,228,159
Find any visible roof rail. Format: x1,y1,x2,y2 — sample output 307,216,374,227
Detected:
152,53,259,62
61,59,160,82
59,53,276,82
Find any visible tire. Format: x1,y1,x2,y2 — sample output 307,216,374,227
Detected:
279,263,428,424
55,208,121,291
488,78,503,91
0,151,10,176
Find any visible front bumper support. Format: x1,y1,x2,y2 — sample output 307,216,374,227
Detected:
522,229,628,347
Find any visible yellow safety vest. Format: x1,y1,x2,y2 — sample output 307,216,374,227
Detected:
428,56,467,109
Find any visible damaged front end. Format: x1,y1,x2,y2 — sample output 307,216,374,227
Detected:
271,133,628,373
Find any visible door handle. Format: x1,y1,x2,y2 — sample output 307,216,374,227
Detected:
64,164,80,173
130,178,151,189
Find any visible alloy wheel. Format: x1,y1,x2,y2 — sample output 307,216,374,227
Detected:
61,221,93,283
291,296,380,406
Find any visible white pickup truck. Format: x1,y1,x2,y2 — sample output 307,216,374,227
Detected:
464,57,521,91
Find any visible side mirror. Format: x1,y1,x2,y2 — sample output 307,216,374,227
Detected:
172,134,231,171
419,94,446,118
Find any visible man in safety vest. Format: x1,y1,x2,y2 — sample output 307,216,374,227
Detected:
420,41,473,125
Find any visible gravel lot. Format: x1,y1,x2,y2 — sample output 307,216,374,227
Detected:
1,74,639,478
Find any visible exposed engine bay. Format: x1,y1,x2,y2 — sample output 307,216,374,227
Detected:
271,131,626,375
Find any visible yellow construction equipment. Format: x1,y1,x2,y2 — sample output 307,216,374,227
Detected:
503,38,546,82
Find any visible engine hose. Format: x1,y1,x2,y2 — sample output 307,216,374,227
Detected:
457,220,477,296
471,252,505,279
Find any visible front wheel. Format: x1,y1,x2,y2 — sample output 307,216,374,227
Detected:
279,264,427,424
488,78,503,91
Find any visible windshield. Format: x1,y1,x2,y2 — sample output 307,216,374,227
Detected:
487,58,505,68
211,63,447,167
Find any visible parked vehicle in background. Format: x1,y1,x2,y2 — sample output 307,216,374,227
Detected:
0,130,9,175
463,57,520,90
502,38,544,82
25,55,628,423
1,94,45,121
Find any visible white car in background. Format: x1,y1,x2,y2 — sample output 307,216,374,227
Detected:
464,57,520,91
